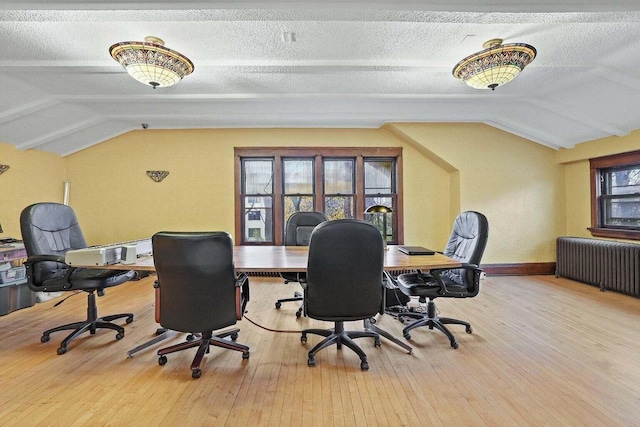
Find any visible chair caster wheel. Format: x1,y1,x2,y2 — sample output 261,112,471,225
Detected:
370,318,376,324
115,332,124,340
360,360,369,371
451,341,459,349
403,333,411,340
301,334,307,344
126,316,134,324
295,309,302,318
307,357,316,367
57,346,67,355
231,332,239,341
192,368,201,379
186,334,195,341
242,351,250,360
466,326,473,334
374,338,381,347
41,335,50,343
158,355,167,366
275,302,282,309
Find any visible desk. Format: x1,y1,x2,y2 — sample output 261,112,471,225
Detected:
108,245,460,356
96,245,461,273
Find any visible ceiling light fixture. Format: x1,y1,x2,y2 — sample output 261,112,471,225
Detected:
109,36,194,89
452,38,536,91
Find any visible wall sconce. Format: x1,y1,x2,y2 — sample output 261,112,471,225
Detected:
146,170,169,182
0,165,9,175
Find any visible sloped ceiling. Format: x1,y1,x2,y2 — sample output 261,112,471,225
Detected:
1,1,640,156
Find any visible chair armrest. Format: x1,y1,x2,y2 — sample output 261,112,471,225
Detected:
430,263,482,294
24,254,76,285
153,280,161,323
24,254,67,265
235,273,250,320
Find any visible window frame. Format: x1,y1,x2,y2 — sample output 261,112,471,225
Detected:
589,150,640,240
322,156,357,221
240,157,275,244
235,147,403,245
364,157,398,243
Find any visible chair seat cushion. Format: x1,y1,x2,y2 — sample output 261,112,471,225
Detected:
396,272,468,297
45,268,135,291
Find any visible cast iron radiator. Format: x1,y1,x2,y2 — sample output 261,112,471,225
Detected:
556,237,640,297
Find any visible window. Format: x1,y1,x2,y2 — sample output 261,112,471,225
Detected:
323,158,355,220
241,159,274,243
590,150,640,240
283,158,315,221
235,147,403,245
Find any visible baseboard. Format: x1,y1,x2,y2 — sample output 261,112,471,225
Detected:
481,262,556,276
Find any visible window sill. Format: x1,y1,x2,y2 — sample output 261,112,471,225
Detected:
588,227,640,240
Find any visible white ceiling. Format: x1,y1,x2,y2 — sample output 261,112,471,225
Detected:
1,1,640,156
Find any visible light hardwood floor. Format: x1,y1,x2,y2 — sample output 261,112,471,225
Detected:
1,274,640,426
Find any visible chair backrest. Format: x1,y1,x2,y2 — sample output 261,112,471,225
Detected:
284,211,328,246
305,219,384,321
152,231,238,333
20,202,87,285
442,211,489,288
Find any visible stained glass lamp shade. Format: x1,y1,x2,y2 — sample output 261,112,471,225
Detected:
109,36,194,89
452,38,536,90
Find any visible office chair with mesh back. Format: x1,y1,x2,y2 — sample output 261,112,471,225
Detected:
275,211,328,317
396,211,489,349
301,219,385,370
20,202,135,355
152,231,250,379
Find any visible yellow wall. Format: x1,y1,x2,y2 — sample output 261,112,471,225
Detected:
558,130,640,240
61,124,563,264
386,123,564,263
0,143,65,238
64,128,453,252
5,123,571,264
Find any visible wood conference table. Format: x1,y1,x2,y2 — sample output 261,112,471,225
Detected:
97,245,460,356
102,245,461,273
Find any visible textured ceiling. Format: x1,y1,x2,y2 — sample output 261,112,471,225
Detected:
1,1,640,155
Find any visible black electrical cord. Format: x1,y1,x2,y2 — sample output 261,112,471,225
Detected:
242,313,303,334
52,290,83,307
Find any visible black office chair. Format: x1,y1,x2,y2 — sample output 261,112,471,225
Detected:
301,219,385,370
152,231,250,379
396,211,489,349
275,211,328,317
20,202,135,355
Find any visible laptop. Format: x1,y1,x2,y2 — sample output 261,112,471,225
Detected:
398,246,436,255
